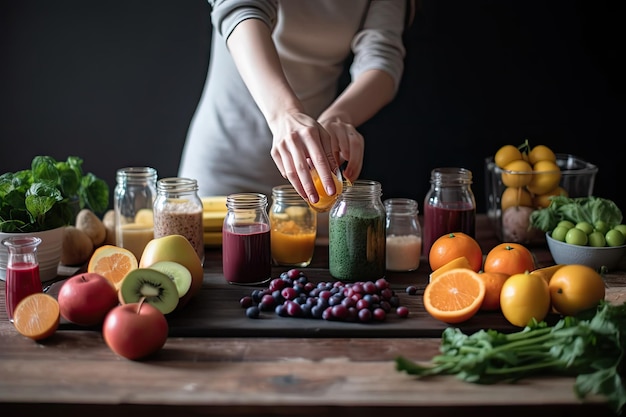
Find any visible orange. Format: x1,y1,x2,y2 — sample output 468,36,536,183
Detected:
500,271,551,327
494,144,523,169
308,167,344,213
500,187,533,211
501,159,533,188
87,245,138,289
477,271,509,311
528,144,556,165
423,268,485,323
548,264,606,317
429,256,472,282
428,232,483,273
527,160,561,195
483,242,536,276
13,293,60,340
533,186,568,209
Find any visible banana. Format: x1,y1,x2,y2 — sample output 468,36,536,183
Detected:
530,264,564,284
201,196,228,212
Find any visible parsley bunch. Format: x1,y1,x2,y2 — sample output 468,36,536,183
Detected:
396,301,626,414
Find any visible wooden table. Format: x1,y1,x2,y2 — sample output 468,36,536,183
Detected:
1,215,624,417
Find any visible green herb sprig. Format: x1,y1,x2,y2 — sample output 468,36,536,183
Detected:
396,301,626,414
0,156,109,232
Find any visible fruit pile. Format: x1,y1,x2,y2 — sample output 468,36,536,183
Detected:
415,232,607,327
240,269,409,323
493,141,566,242
11,233,205,361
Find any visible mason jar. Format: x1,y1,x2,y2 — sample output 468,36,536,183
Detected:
114,167,157,261
270,184,317,267
222,193,271,285
153,177,204,265
329,180,385,282
385,198,422,272
422,167,476,256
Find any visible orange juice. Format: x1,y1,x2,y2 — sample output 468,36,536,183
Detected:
120,223,154,261
271,220,316,267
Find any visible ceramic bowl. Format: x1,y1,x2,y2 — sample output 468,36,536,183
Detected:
546,232,626,271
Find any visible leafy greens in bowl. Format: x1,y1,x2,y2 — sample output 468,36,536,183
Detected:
529,195,623,233
0,156,109,233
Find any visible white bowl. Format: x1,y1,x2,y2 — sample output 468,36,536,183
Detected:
546,232,626,271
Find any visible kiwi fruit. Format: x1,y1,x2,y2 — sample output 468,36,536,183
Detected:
119,268,179,314
149,261,192,299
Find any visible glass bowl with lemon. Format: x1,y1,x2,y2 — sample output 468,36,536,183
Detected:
485,141,599,245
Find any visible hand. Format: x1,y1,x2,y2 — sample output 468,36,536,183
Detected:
269,111,339,204
318,118,364,183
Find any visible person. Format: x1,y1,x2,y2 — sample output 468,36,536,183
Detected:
179,0,414,207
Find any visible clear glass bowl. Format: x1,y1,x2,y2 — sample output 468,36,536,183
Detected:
484,154,599,245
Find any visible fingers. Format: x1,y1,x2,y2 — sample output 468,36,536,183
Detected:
320,120,364,183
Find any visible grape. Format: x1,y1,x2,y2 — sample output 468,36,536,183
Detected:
241,272,408,324
405,285,417,295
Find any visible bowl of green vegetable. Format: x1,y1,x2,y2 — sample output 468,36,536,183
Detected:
546,231,626,271
0,155,109,281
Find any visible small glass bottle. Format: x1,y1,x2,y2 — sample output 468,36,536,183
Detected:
270,185,317,267
153,177,205,265
329,180,386,282
222,193,271,285
114,167,158,261
2,236,42,322
422,167,476,256
385,198,422,272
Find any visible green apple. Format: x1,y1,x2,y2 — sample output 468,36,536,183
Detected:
139,235,203,309
613,224,626,237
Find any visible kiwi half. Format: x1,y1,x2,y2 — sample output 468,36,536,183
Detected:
149,261,192,299
119,268,179,314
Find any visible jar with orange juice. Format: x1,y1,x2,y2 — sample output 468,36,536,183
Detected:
114,167,157,261
270,185,317,267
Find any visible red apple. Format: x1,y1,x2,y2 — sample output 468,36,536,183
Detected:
57,272,119,326
102,300,168,360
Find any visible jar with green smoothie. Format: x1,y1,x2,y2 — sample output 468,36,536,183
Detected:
328,180,386,282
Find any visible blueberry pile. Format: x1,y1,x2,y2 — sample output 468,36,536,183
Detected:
240,269,409,322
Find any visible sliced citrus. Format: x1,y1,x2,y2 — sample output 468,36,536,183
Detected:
87,245,138,289
429,256,472,282
13,293,60,340
477,271,509,311
423,268,485,323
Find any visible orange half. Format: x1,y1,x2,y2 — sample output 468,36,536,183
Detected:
87,245,138,289
423,268,485,323
13,293,60,340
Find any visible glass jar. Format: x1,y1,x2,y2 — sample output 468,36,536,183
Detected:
2,236,42,322
153,177,204,264
329,180,386,282
222,193,271,285
385,198,422,272
422,167,476,256
114,167,158,261
270,185,317,267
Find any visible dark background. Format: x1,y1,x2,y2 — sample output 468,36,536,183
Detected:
1,0,624,214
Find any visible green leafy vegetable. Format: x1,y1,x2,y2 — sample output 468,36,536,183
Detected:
396,301,626,414
0,156,109,232
529,196,623,232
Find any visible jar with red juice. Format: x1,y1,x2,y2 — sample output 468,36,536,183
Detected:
422,167,476,257
222,193,272,285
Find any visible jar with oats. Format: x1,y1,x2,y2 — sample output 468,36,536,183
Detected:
153,177,204,264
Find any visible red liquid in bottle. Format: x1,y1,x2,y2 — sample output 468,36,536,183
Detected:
5,262,42,322
222,223,271,285
422,203,476,256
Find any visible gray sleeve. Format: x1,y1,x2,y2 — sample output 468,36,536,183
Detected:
350,0,408,93
208,0,278,40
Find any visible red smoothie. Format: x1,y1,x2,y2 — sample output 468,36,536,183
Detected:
422,203,476,256
5,262,42,322
222,223,271,285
